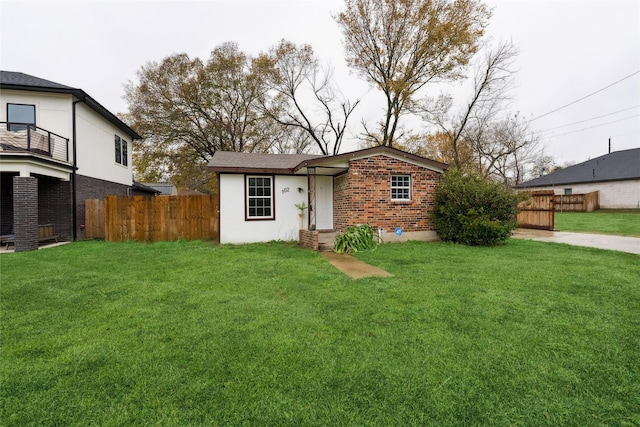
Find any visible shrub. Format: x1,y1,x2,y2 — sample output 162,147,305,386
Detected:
431,170,525,246
334,224,381,254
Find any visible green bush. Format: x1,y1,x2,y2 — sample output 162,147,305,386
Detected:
334,224,381,254
431,170,525,246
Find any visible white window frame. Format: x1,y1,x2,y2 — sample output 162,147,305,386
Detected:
246,175,275,220
391,175,411,201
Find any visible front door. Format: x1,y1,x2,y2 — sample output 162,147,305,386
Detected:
315,175,333,230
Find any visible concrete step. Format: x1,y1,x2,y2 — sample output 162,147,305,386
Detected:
318,242,334,252
317,231,336,252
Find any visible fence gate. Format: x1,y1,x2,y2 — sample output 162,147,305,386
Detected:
516,191,555,230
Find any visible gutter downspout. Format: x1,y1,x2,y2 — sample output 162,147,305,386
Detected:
72,98,85,241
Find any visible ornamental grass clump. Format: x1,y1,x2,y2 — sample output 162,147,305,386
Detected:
431,170,526,246
334,224,381,254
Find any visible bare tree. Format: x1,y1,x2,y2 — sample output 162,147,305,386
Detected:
335,0,491,147
530,154,558,178
419,41,519,169
257,40,359,155
465,112,542,185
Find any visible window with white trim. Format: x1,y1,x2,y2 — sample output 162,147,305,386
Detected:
246,176,274,219
115,135,128,166
391,175,411,200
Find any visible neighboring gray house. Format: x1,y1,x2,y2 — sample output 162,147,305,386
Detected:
515,148,640,209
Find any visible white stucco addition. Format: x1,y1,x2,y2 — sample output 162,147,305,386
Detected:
219,174,310,244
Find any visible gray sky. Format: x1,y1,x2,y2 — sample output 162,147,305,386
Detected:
2,0,639,166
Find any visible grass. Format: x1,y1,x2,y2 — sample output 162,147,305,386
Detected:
555,209,640,236
1,239,639,426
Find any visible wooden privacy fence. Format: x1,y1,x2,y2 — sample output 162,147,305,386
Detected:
516,191,555,230
85,195,219,243
554,191,599,212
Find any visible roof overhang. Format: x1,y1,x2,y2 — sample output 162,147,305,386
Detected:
294,146,449,175
210,146,449,177
0,152,75,181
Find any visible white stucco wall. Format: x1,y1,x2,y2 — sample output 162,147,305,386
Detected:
75,103,132,185
525,180,640,209
219,174,310,244
0,90,72,138
1,89,133,186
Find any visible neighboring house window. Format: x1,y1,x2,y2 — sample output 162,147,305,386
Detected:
114,135,128,166
7,103,35,131
564,188,572,195
391,175,411,200
246,176,274,220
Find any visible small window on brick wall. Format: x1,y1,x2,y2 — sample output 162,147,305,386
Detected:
115,135,128,166
391,175,411,201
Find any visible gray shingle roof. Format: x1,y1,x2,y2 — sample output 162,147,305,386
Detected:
0,71,76,90
517,148,640,188
209,152,324,172
209,146,449,175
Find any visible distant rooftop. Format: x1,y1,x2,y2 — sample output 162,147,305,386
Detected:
141,182,178,195
517,148,640,188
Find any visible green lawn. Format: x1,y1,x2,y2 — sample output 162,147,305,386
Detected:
555,209,640,236
1,239,639,426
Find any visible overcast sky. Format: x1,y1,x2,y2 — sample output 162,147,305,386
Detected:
2,0,638,166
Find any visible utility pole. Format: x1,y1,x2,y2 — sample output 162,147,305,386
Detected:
608,137,611,154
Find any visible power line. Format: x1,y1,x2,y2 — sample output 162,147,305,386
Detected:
542,114,640,139
533,105,640,134
527,70,640,124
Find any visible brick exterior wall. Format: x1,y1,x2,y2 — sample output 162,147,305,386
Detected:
2,173,139,244
333,155,441,233
1,173,15,235
13,176,38,252
299,229,319,250
39,176,73,241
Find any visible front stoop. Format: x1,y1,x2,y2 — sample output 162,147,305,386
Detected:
318,230,337,252
299,229,336,251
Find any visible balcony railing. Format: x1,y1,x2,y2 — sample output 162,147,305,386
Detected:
0,122,70,163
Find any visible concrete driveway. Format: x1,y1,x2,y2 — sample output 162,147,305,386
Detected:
512,229,640,254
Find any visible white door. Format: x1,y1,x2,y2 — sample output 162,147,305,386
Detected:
315,175,333,230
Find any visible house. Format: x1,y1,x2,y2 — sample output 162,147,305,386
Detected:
208,146,448,247
0,71,153,251
515,148,640,209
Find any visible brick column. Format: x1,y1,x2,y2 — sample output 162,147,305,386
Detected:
13,176,38,252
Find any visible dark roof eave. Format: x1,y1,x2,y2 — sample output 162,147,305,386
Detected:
131,181,161,194
209,166,298,175
293,145,449,172
1,83,142,140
